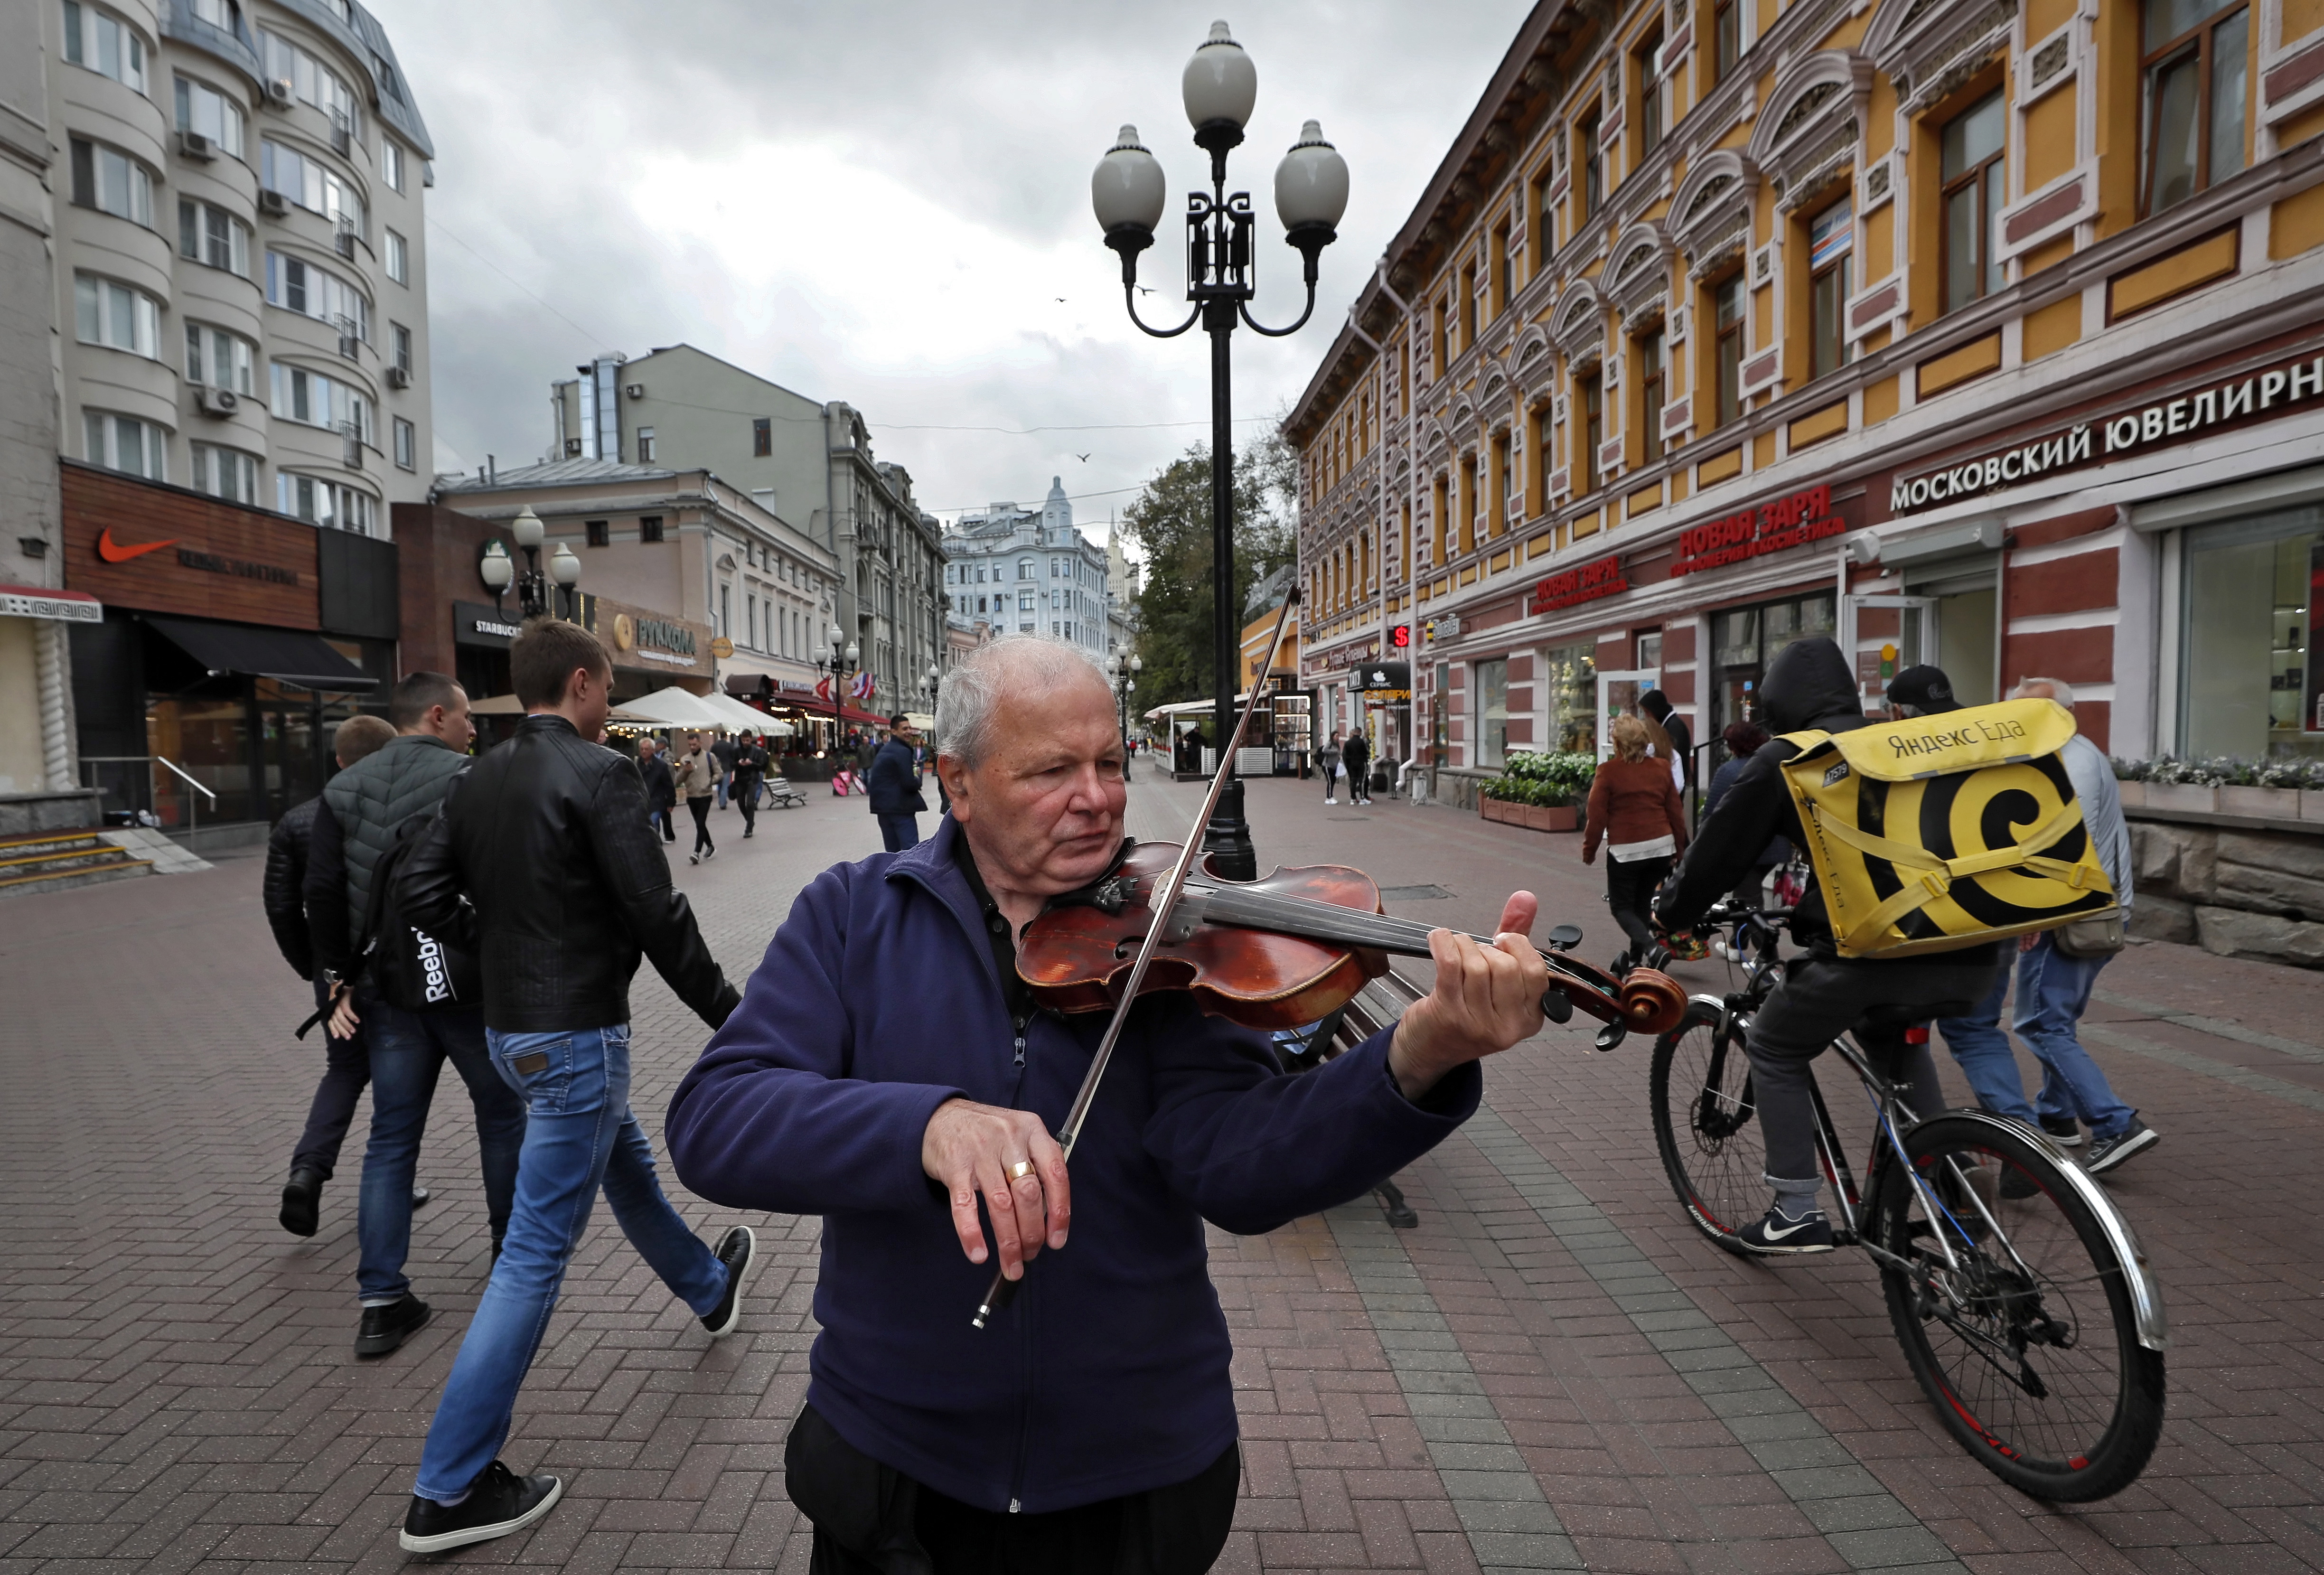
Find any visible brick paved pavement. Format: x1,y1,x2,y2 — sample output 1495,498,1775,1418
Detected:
3,771,2320,1574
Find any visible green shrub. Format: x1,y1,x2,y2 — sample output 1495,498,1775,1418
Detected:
1480,749,1597,807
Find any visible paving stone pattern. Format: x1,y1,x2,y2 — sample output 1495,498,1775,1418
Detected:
3,772,2321,1573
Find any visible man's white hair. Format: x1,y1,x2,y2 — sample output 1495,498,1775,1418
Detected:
2012,675,2076,709
935,634,1112,769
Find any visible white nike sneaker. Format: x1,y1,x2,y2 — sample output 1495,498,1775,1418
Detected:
1738,1202,1835,1254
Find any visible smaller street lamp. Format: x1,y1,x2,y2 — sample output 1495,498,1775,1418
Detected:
811,623,862,760
549,542,582,620
1106,651,1143,776
479,539,514,613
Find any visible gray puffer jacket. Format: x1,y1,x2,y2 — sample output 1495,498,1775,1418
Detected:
311,733,469,948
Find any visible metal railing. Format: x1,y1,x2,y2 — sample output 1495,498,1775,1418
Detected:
80,754,218,836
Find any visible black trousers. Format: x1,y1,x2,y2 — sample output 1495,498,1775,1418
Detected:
688,796,714,853
788,1405,1238,1575
1604,853,1673,955
290,976,368,1179
735,779,759,835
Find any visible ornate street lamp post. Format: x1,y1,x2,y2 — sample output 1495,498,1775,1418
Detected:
812,622,861,760
1091,20,1347,879
481,505,581,620
1106,651,1143,774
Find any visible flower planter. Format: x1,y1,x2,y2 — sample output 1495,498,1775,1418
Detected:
2305,790,2324,824
2220,785,2299,820
1541,804,1579,832
2142,783,2218,813
1480,797,1509,823
2114,780,2146,809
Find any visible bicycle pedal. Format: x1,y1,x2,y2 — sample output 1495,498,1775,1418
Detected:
1832,1229,1861,1248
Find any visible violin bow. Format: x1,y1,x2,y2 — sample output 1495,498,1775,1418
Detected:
972,587,1306,1330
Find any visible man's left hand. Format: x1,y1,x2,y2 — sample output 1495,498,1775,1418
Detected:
1387,892,1548,1101
326,984,360,1041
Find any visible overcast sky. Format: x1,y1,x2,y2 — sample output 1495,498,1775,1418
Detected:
386,0,1532,539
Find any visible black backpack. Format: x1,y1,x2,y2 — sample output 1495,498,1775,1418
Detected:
354,810,481,1012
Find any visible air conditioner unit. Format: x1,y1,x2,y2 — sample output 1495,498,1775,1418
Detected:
257,188,289,217
174,130,214,162
193,386,238,417
385,365,411,390
264,78,294,109
624,383,645,400
564,438,583,457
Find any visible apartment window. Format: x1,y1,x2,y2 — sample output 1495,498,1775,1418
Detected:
262,140,364,231
382,139,405,192
84,412,165,480
1714,0,1741,83
68,139,153,226
1809,196,1854,379
1019,560,1035,579
1019,590,1035,612
1431,294,1448,373
1532,403,1554,509
185,323,255,393
1579,111,1603,221
1639,330,1667,465
720,586,731,638
277,474,374,534
1578,373,1604,494
1714,274,1746,427
1460,260,1477,345
391,322,412,374
178,200,250,275
384,228,408,284
639,515,665,543
62,2,146,92
1494,434,1512,533
1637,27,1666,160
1495,222,1514,315
637,426,655,462
189,441,258,503
74,274,159,358
2143,0,2249,215
752,416,772,456
265,252,368,339
1532,167,1557,269
259,30,358,130
393,417,415,471
189,0,239,29
270,362,369,439
174,76,244,157
1940,91,2007,315
747,595,758,650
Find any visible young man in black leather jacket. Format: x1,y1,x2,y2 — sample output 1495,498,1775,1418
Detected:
1653,637,2004,1254
393,617,751,1554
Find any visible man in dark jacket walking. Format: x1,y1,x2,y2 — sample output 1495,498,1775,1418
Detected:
730,731,769,838
269,712,394,1237
866,713,928,852
664,635,1552,1573
1340,727,1373,806
1655,638,2003,1254
393,618,754,1555
637,737,677,843
1639,688,1692,800
307,675,526,1356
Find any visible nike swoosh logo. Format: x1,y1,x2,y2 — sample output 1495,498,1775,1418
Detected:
97,526,181,563
1760,1217,1820,1240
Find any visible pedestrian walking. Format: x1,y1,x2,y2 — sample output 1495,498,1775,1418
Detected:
394,616,753,1554
1930,672,2158,1178
676,731,717,863
305,674,527,1357
1341,727,1373,806
1582,714,1689,975
1320,728,1345,804
731,732,769,839
269,712,396,1238
637,737,678,844
1701,722,1788,908
868,712,928,853
712,732,739,810
1639,688,1693,798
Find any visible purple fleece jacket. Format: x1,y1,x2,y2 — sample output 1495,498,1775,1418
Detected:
664,814,1480,1514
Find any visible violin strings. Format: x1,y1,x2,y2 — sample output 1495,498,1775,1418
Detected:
1191,884,1486,956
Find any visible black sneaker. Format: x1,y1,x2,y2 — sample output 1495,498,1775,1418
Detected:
2084,1116,2159,1176
700,1226,758,1340
399,1460,563,1553
688,852,699,865
2038,1115,2082,1147
1737,1202,1835,1255
355,1293,431,1357
280,1168,325,1238
412,1185,431,1208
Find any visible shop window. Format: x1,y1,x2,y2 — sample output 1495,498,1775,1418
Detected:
1578,372,1604,495
585,519,610,547
1474,657,1509,768
1941,91,2007,316
639,515,665,543
1543,641,1598,752
1711,591,1835,738
2179,508,2322,759
1636,26,1666,161
1637,631,1663,670
1638,329,1667,466
1810,195,1854,380
2142,0,2248,216
1713,0,1740,84
1578,110,1604,222
1714,273,1745,428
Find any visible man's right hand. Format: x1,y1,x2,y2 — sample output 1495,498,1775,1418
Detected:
921,1098,1069,1280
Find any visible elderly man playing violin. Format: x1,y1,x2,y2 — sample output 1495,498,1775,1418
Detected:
666,635,1551,1575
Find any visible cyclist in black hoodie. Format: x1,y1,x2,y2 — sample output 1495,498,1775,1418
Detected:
1655,636,2004,1254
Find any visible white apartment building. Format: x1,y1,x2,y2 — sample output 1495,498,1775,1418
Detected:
942,478,1111,659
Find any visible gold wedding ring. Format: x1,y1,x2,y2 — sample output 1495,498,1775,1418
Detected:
1007,1160,1036,1182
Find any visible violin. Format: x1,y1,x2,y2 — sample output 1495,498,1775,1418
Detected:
1019,840,1690,1045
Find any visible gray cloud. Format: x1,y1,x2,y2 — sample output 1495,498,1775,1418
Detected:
385,0,1530,526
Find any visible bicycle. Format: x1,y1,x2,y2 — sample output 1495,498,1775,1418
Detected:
1647,898,2167,1501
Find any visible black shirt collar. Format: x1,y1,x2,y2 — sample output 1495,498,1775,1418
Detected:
953,833,1033,1026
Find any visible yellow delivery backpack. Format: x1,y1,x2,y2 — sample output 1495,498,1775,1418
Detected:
1775,698,2118,959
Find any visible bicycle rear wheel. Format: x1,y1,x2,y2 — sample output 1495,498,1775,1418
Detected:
1872,1115,2164,1500
1649,999,1767,1256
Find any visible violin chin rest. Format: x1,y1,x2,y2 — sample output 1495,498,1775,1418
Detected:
1616,970,1690,1037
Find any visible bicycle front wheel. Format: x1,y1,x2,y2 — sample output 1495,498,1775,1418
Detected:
1872,1114,2164,1501
1649,999,1767,1256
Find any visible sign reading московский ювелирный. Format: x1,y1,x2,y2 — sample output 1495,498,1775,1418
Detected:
1890,347,2324,514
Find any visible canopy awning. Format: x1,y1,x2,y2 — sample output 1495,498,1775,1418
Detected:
1142,693,1254,722
613,686,728,729
146,615,376,691
469,692,660,722
699,690,796,735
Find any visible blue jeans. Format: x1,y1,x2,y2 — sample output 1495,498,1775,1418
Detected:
1937,935,2136,1140
412,1023,729,1501
880,813,920,853
357,999,526,1304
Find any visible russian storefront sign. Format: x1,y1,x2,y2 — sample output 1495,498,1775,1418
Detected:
1891,348,2324,514
1528,553,1627,612
1671,483,1846,576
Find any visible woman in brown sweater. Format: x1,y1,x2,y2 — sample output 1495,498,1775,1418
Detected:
1582,714,1689,970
